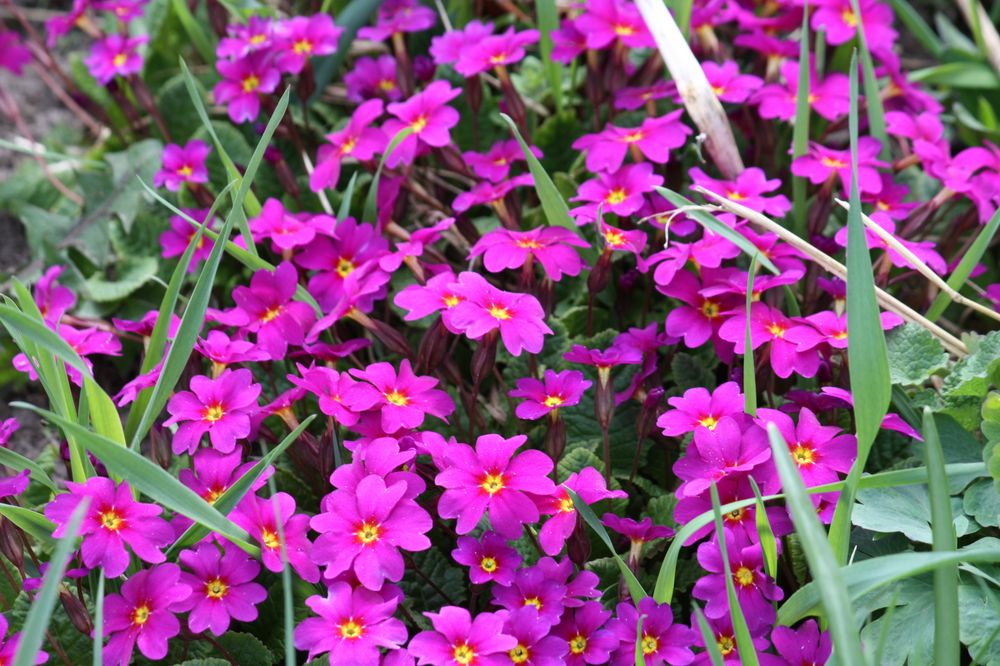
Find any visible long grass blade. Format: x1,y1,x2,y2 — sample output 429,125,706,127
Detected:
748,477,778,578
92,572,105,666
926,206,1000,321
536,0,563,111
362,127,414,223
170,0,215,64
635,614,648,666
922,407,960,666
744,255,759,416
850,0,889,158
765,423,866,664
12,498,88,666
791,6,811,237
692,604,725,666
709,482,758,666
887,0,945,57
338,171,359,220
0,504,56,547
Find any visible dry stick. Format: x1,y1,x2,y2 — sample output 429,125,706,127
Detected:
834,198,1000,325
300,151,334,215
634,0,745,179
956,0,1000,79
693,186,969,357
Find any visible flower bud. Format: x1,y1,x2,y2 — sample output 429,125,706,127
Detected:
0,519,23,572
544,414,566,463
417,318,451,374
471,330,499,388
588,250,614,297
567,512,592,568
60,588,93,635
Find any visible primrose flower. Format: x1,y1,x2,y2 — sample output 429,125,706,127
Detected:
599,222,647,255
296,217,390,308
159,209,216,270
430,19,495,65
572,163,665,221
394,270,464,329
754,60,850,122
114,362,162,407
154,140,210,191
718,302,822,379
86,34,147,85
249,199,324,252
690,614,772,665
231,492,319,582
102,564,191,666
0,612,46,664
469,227,589,282
345,55,401,102
453,174,534,213
230,262,317,358
45,478,173,578
275,14,342,74
572,111,691,173
311,98,388,191
509,370,592,420
537,467,625,556
574,0,654,49
491,564,569,625
673,474,793,547
608,597,696,666
703,60,763,103
295,582,408,664
214,51,281,124
754,407,857,490
615,80,676,111
0,31,31,75
447,271,553,356
564,344,642,386
813,0,897,47
454,26,539,77
550,19,587,63
382,80,461,167
603,515,675,560
672,415,771,498
502,607,569,666
358,0,436,41
344,359,455,433
691,167,791,217
177,448,271,522
693,536,783,633
452,531,522,586
176,543,267,636
164,368,261,455
791,139,887,195
13,324,121,387
34,265,76,325
194,330,269,367
436,433,556,538
657,381,744,436
217,16,275,59
288,364,361,426
833,215,947,274
464,139,539,182
0,470,32,501
771,619,831,666
553,602,620,666
0,418,20,448
312,473,432,589
659,271,735,353
409,606,516,666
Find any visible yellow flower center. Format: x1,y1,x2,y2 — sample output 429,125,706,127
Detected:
261,529,280,550
384,390,409,407
490,52,509,64
515,238,541,249
292,39,313,54
112,53,127,68
842,9,858,27
767,323,786,338
614,24,635,36
603,229,626,247
623,131,644,143
734,566,755,587
442,294,460,308
336,256,356,278
355,520,382,545
833,330,848,340
204,404,226,422
480,472,505,496
260,305,283,323
488,304,512,321
339,618,364,639
570,635,588,654
130,604,151,627
724,507,747,523
453,642,476,665
701,301,720,318
100,509,124,532
178,165,193,178
206,487,226,504
523,596,542,610
509,644,530,664
726,190,745,201
792,444,815,466
712,85,726,96
378,79,397,92
558,495,575,513
718,634,736,655
242,75,260,93
605,188,627,205
641,634,659,655
205,578,228,599
698,415,719,430
820,156,846,169
340,137,358,156
410,115,428,133
480,556,497,573
250,34,267,45
543,394,564,408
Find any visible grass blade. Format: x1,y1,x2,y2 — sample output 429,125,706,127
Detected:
170,0,215,64
709,482,758,666
0,448,57,493
748,477,778,579
92,572,105,666
744,254,759,416
362,127,414,223
13,498,88,666
338,171,359,220
851,0,889,159
536,0,563,111
765,423,866,664
829,50,891,564
692,604,725,666
565,487,647,604
926,206,1000,321
922,407,960,666
635,614,648,666
0,305,90,377
0,504,56,547
887,0,945,57
791,6,811,237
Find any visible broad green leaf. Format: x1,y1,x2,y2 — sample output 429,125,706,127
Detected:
853,484,976,543
217,632,274,666
84,256,158,302
887,323,949,385
941,331,1000,398
710,482,758,666
964,479,1000,527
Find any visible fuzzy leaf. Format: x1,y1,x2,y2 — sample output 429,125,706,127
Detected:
887,323,949,386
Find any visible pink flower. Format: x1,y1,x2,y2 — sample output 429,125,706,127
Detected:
312,473,433,589
344,359,455,433
599,222,647,255
572,163,665,221
791,138,888,196
491,564,569,626
753,407,857,491
13,324,121,387
718,302,822,379
194,330,269,367
436,433,556,538
408,607,517,666
659,270,736,353
358,0,436,41
86,34,147,85
754,60,850,122
214,52,281,123
771,619,831,666
812,0,897,47
819,386,922,440
454,26,539,77
294,582,408,664
550,19,587,63
693,536,783,633
231,492,319,582
176,543,267,635
288,363,361,426
34,265,75,325
45,478,173,578
274,14,342,74
448,272,553,356
164,369,261,455
463,139,540,182
691,167,791,217
382,81,461,167
217,16,275,59
160,209,217,271
154,140,210,191
0,418,20,448
230,262,318,358
833,215,947,274
102,564,191,666
469,227,589,281
574,0,654,50
452,531,522,586
393,270,464,329
603,514,674,545
502,607,569,666
295,217,389,306
114,362,162,407
657,381,744,436
672,415,771,498
614,81,676,110
673,474,792,547
690,613,772,665
311,98,388,191
0,31,31,76
572,111,691,173
608,597,696,666
553,602,620,666
176,448,272,530
703,60,763,103
0,612,46,663
537,467,625,556
509,369,592,420
345,54,401,102
430,20,495,65
453,174,534,213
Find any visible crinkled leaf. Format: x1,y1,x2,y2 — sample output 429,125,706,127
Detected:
887,323,949,385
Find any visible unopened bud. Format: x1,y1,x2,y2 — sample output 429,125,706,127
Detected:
587,251,613,296
274,159,301,201
370,319,411,357
595,381,615,432
637,387,665,442
0,519,23,571
417,319,451,373
471,330,499,388
567,512,591,567
60,588,93,635
544,414,566,463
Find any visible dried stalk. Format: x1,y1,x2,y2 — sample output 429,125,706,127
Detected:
634,0,745,179
834,198,1000,325
693,186,969,357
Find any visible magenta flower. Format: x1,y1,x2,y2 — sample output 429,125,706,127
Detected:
345,54,401,102
230,262,317,358
114,362,162,407
657,381,744,436
34,265,76,325
600,222,647,255
164,369,261,455
295,581,408,664
754,60,850,122
394,270,465,329
771,619,831,666
194,330,269,368
448,272,553,356
344,359,455,433
14,324,121,386
690,613,772,665
673,474,793,547
563,343,642,387
491,564,569,626
603,515,674,548
176,542,267,635
249,199,323,252
574,0,654,49
311,98,387,191
295,217,390,308
614,80,675,111
660,270,734,353
45,477,172,578
572,163,665,221
820,386,921,440
813,0,896,47
464,139,540,182
102,564,191,666
693,536,783,633
672,415,771,498
573,111,691,173
608,597,696,666
718,303,822,379
216,16,275,59
154,140,210,191
0,417,20,448
791,138,888,195
537,467,625,556
469,227,589,282
509,369,592,420
553,602,620,666
383,81,461,167
430,19,495,65
160,209,216,271
550,19,587,63
409,606,516,666
833,215,947,274
691,167,791,217
502,607,569,666
452,531,522,586
231,492,319,582
358,0,436,41
178,448,271,513
0,30,31,76
436,433,556,538
86,34,147,85
288,363,361,426
753,407,857,491
703,60,763,103
454,26,539,77
274,14,342,74
453,173,534,213
0,612,46,663
214,52,281,123
311,473,432,589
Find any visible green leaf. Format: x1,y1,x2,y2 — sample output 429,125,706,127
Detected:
536,0,563,111
791,6,811,236
170,0,215,63
960,572,1000,665
910,61,1000,89
709,482,758,666
765,423,866,664
338,171,359,220
942,331,1000,398
887,323,949,385
854,484,976,543
851,0,889,158
0,447,57,492
749,477,778,578
0,504,56,547
887,0,945,57
744,255,759,416
362,127,413,224
84,256,158,302
13,497,88,666
692,604,725,666
92,572,104,666
964,479,1000,528
217,632,275,666
103,139,164,233
307,0,384,107
927,203,1000,323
